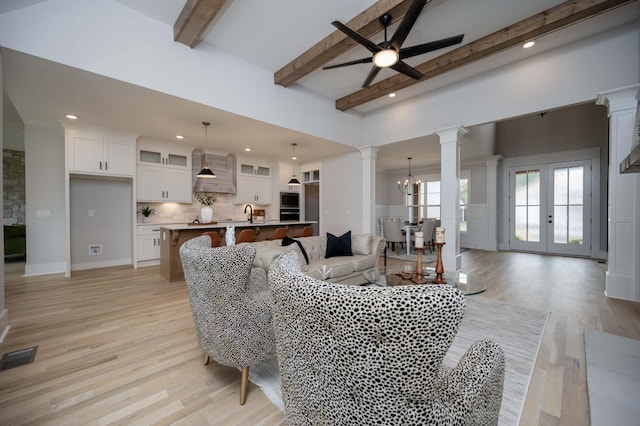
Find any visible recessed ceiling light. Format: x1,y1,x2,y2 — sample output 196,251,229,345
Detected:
176,135,184,140
244,148,251,152
523,41,535,49
388,93,396,98
65,114,78,120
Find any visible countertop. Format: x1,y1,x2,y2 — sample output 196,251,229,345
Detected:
159,221,315,231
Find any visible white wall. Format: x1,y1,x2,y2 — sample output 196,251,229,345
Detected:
24,125,66,276
320,152,364,236
364,23,639,148
0,0,361,148
69,177,132,270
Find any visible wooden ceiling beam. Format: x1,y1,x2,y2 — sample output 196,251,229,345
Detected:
336,0,635,111
174,0,229,48
274,0,420,87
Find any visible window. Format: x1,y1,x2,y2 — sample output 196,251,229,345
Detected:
459,177,469,232
416,177,469,233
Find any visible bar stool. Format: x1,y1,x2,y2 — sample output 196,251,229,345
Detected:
269,227,288,240
201,231,220,247
236,229,256,243
294,225,313,238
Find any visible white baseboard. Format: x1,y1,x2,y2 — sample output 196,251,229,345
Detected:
24,262,66,277
0,309,10,343
136,259,160,267
71,258,132,271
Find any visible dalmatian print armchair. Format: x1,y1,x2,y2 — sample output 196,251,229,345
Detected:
180,236,276,405
269,251,505,425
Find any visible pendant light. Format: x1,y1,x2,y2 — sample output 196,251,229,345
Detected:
398,157,420,195
197,121,216,178
288,143,301,186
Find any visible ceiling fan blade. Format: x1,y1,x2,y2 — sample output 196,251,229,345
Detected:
362,65,382,88
332,21,382,54
389,0,427,51
322,56,373,70
390,60,424,80
399,34,465,59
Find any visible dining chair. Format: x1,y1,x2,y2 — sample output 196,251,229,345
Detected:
382,219,404,254
413,219,436,253
201,231,220,247
236,228,257,243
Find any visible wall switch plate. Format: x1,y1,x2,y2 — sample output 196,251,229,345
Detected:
89,245,102,255
88,210,94,217
36,210,51,218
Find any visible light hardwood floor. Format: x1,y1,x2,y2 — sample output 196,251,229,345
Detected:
1,251,639,425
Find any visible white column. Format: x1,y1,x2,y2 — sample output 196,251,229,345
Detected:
359,145,378,235
436,125,468,273
596,84,640,302
485,155,502,251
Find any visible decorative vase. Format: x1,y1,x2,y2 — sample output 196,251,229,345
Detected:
142,217,150,223
200,206,213,223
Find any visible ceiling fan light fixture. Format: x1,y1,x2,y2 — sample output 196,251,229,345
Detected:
373,49,399,67
197,121,216,179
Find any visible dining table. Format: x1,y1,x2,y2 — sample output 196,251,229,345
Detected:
400,224,421,255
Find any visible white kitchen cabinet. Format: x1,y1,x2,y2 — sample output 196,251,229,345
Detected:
66,130,136,176
137,225,161,263
137,165,192,203
137,141,191,170
236,175,273,204
234,156,273,204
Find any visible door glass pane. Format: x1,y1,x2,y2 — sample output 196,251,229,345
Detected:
514,170,540,242
426,207,440,218
167,154,187,167
554,168,568,205
515,206,527,240
568,206,583,244
553,165,584,246
527,171,540,205
528,206,540,242
554,205,568,243
139,150,161,164
569,167,583,204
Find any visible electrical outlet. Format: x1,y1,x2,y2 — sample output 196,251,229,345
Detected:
88,210,94,217
36,209,51,218
89,245,102,255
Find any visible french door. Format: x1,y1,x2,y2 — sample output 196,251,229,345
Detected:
509,160,591,256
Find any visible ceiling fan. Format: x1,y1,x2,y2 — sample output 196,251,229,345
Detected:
323,0,464,88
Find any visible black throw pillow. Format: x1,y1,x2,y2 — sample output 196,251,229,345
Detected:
282,236,310,264
325,231,353,258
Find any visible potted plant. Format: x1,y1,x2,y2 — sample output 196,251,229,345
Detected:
195,192,216,223
137,206,156,223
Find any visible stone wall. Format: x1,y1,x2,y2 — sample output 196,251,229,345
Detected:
3,149,25,224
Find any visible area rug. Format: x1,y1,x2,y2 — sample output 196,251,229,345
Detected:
249,297,548,425
585,329,640,426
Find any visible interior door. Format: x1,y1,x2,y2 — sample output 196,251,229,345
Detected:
509,161,591,256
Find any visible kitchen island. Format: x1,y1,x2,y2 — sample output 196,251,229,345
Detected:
159,221,315,282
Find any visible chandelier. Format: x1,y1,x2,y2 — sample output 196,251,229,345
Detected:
397,157,420,195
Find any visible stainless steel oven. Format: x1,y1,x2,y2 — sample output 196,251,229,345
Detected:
280,192,299,208
279,208,300,221
280,192,300,221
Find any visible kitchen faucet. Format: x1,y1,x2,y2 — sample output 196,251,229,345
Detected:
244,204,253,224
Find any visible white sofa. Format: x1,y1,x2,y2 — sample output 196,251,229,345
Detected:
246,233,385,283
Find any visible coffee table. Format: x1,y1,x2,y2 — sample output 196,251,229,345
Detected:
362,267,487,296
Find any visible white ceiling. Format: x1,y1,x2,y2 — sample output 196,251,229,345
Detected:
2,0,639,172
